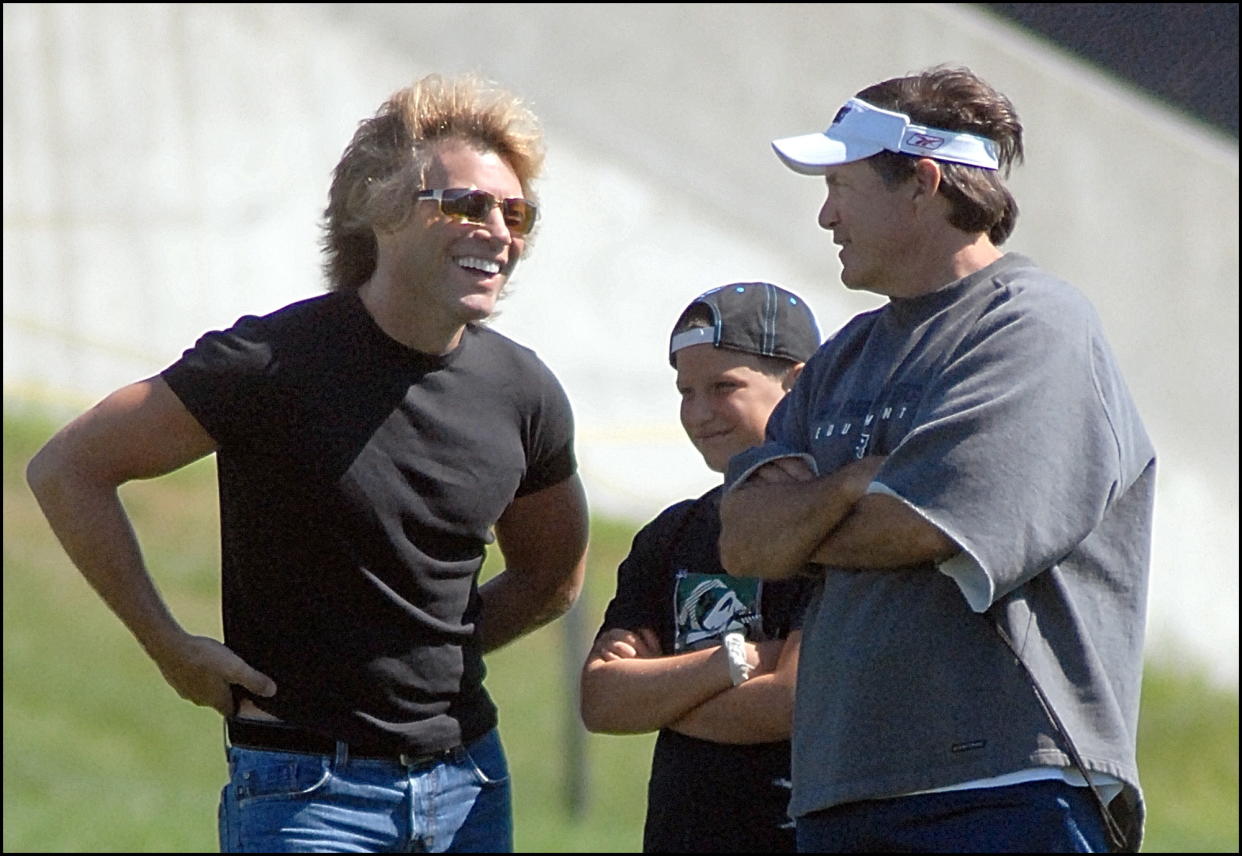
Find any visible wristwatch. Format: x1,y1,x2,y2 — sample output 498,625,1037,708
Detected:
723,631,751,686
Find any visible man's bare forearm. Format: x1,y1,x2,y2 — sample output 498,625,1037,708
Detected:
809,493,960,569
482,475,589,653
28,455,186,656
477,565,581,653
27,446,275,713
720,456,883,578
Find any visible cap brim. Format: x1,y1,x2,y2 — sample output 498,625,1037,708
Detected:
771,132,883,175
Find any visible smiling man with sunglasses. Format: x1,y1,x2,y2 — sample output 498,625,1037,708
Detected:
27,73,588,853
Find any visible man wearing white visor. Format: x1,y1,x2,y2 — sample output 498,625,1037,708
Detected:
773,95,1002,172
719,66,1154,853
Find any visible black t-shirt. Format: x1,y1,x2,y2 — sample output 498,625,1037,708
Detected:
598,486,809,852
162,290,576,754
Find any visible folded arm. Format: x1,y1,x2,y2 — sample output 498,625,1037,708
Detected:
668,629,800,744
480,474,590,653
579,627,777,735
810,492,960,568
721,454,959,576
719,455,883,578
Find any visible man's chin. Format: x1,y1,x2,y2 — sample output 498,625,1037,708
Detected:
841,271,885,296
459,293,501,323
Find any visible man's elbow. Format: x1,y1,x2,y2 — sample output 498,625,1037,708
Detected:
719,519,786,577
26,445,53,500
546,584,580,621
549,563,586,617
26,440,71,508
577,677,600,732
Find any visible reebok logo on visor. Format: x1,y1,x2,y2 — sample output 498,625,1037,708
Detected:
905,132,946,150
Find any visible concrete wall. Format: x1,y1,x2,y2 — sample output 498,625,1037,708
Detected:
4,3,1237,684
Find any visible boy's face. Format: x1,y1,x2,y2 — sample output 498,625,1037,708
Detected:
674,343,790,473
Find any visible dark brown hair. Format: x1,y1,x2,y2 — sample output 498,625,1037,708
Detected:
858,66,1024,245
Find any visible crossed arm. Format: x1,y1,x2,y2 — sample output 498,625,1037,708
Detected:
579,626,799,744
718,454,959,580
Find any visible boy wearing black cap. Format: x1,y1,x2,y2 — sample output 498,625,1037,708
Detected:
579,283,849,853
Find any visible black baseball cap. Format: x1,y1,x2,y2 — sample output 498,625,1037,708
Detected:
669,282,821,368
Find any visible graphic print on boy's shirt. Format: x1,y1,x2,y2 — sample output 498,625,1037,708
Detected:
673,570,763,651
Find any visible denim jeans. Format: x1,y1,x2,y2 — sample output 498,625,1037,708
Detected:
218,728,512,853
795,779,1111,853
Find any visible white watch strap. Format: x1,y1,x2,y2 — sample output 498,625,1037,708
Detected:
723,631,751,686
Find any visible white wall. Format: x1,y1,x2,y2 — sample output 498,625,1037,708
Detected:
4,3,1237,685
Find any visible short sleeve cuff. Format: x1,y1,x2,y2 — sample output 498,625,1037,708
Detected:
937,551,994,613
867,482,994,613
724,444,820,494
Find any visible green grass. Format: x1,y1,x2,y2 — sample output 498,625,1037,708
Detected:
3,406,1237,852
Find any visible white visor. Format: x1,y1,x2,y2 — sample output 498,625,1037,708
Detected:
772,97,1000,173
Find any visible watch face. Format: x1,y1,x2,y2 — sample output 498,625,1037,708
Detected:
672,571,762,652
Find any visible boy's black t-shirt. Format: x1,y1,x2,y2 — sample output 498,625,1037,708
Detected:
163,290,576,754
598,486,809,852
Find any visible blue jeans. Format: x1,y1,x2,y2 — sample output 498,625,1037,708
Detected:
795,779,1111,853
218,728,512,853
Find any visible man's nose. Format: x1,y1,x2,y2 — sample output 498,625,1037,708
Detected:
818,196,838,231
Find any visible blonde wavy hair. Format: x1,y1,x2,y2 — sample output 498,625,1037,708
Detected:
320,73,546,292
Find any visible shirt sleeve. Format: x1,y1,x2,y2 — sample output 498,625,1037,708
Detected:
723,445,819,493
515,359,578,497
596,502,693,643
874,285,1134,610
161,314,281,450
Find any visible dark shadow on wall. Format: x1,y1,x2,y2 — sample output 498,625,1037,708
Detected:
985,3,1239,138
